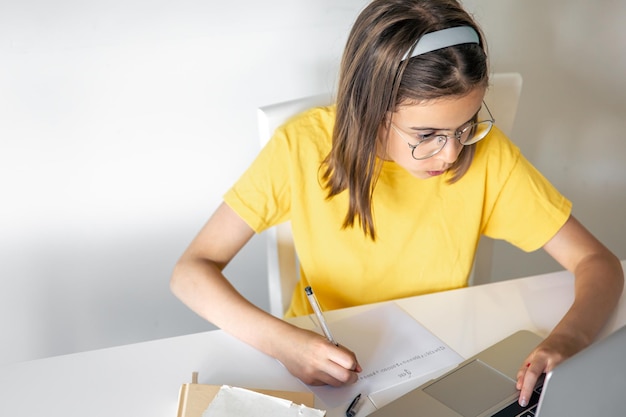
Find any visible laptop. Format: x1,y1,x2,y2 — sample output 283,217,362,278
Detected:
369,324,626,417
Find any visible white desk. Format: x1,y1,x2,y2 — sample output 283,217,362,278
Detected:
1,263,625,417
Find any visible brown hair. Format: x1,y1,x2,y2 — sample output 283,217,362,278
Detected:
322,0,489,239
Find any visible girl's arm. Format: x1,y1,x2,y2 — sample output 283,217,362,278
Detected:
170,202,361,386
515,214,624,406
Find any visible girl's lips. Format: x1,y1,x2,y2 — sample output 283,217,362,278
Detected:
427,170,445,177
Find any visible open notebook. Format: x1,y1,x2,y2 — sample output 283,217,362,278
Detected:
306,302,464,409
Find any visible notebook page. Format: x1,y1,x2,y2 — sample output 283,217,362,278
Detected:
307,302,463,408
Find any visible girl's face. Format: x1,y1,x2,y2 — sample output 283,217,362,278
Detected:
381,87,486,179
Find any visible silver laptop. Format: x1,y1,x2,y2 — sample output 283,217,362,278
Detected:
370,324,626,417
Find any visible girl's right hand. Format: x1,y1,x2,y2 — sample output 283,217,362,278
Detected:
273,327,362,386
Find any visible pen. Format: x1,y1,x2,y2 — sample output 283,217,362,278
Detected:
345,393,361,417
304,286,338,346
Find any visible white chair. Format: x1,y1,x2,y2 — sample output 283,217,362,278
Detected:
257,73,523,317
470,73,523,285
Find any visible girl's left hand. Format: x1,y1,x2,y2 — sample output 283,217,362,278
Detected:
515,331,588,407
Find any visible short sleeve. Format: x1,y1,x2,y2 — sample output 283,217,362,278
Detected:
224,128,292,233
483,152,572,251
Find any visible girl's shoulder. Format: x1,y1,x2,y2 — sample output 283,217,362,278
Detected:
282,104,336,134
274,104,336,154
473,125,522,168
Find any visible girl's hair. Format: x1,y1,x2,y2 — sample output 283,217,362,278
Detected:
322,0,489,239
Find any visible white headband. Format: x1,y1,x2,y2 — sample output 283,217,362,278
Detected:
401,26,480,61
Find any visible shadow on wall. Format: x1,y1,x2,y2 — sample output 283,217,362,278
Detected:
0,223,268,366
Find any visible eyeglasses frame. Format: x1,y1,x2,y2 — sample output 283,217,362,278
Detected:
390,101,495,160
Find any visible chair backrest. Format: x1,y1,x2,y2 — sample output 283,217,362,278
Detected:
257,72,523,316
484,73,523,138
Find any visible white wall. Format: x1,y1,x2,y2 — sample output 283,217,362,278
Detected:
1,0,624,366
0,0,370,366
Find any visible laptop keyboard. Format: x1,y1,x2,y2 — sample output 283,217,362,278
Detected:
491,376,544,417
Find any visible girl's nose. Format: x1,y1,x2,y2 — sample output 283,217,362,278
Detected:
435,137,463,164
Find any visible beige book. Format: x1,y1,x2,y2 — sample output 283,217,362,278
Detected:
176,372,315,417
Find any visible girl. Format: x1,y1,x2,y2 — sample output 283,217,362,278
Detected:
171,0,623,408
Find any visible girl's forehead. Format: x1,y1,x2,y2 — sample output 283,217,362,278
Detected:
394,88,486,127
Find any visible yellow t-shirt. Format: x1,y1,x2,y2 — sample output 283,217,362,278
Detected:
224,106,572,317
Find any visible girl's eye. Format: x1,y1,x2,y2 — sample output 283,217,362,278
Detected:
417,132,446,144
417,132,436,141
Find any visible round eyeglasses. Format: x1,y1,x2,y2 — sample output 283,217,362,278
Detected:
391,102,495,160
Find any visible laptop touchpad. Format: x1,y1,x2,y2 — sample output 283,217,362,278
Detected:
423,359,518,417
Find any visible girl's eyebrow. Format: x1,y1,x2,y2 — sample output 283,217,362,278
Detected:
408,125,451,132
406,108,481,132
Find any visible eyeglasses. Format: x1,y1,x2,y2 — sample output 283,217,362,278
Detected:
390,102,495,160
